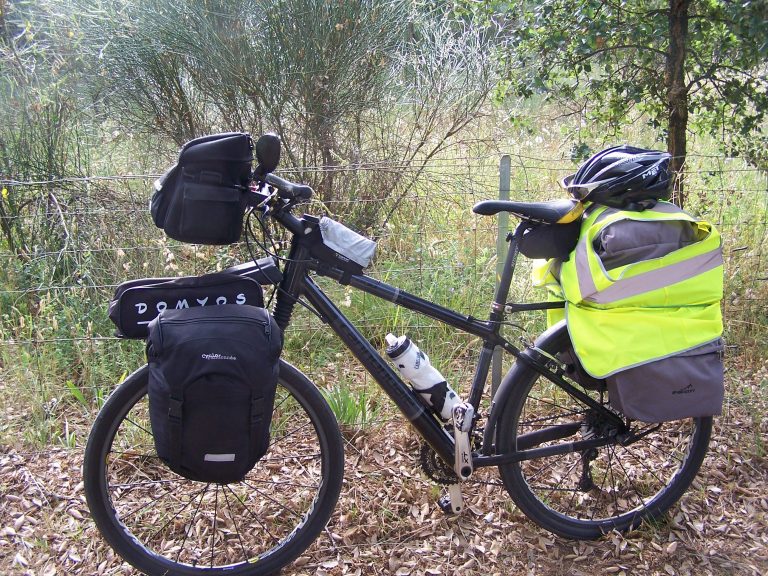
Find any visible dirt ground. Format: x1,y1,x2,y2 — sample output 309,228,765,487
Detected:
1,364,767,576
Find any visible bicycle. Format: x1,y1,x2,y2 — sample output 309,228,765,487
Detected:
83,135,712,575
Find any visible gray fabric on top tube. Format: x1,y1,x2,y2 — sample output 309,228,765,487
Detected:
319,217,377,268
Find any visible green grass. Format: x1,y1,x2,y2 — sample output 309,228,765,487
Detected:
320,383,382,440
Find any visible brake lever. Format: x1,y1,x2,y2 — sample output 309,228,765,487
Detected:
248,182,277,210
263,185,301,219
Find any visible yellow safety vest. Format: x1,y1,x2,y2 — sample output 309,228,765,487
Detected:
556,202,723,378
531,257,566,326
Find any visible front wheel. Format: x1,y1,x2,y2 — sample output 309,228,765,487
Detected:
83,361,344,575
496,326,712,539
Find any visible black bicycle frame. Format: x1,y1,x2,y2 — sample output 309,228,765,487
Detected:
272,213,617,470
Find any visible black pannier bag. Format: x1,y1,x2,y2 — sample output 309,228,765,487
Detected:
151,132,254,245
109,272,264,339
147,304,282,484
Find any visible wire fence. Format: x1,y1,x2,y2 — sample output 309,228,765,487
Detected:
1,154,766,451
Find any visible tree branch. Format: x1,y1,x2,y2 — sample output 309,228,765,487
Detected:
568,43,667,66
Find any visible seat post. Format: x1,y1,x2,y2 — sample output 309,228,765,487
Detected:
489,223,523,327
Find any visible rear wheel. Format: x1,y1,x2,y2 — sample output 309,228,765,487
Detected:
84,361,344,575
497,327,711,539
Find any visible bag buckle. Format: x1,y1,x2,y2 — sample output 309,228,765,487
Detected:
168,398,183,422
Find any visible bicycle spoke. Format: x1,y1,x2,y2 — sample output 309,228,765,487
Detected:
519,412,584,428
260,452,322,463
224,484,281,545
621,442,670,487
122,416,153,437
523,395,587,420
271,421,314,448
527,484,581,493
255,478,323,489
221,483,249,562
522,456,560,485
272,392,292,412
563,465,580,515
609,445,648,511
211,486,222,568
115,483,182,522
176,484,209,564
604,443,622,519
149,483,210,544
240,479,303,519
589,448,614,522
109,478,179,492
108,450,161,461
639,430,687,465
533,455,582,504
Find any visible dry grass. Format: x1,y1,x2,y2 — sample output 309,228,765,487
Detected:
0,360,766,576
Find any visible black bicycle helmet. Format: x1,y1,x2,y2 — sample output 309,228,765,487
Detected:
560,145,671,210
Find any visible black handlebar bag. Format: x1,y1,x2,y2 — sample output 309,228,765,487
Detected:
151,132,254,245
147,304,281,484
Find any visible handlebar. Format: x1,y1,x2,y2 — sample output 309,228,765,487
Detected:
249,171,310,236
263,173,314,202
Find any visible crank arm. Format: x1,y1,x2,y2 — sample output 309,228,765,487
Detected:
452,403,475,480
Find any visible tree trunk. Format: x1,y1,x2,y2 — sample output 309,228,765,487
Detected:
666,0,690,208
317,123,337,205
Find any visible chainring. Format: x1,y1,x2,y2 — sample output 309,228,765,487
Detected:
419,441,459,485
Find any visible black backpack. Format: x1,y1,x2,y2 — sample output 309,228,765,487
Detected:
151,132,254,245
147,304,281,484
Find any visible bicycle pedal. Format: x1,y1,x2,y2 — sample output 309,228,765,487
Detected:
452,403,474,480
438,483,464,515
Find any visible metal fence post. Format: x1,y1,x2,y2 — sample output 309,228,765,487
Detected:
491,155,511,396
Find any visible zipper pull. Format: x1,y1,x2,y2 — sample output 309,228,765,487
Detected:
263,309,271,340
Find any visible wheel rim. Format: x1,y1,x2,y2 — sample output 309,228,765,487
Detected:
509,374,705,527
97,379,330,572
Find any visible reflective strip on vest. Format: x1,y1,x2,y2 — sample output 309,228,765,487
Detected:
575,238,723,304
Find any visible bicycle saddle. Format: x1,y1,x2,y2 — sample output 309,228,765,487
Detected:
472,198,583,224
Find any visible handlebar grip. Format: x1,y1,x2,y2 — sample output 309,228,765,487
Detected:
265,173,314,201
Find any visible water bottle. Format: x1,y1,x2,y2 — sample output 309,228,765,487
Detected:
385,334,460,421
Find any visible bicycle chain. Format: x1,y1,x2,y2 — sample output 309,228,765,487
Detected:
419,441,459,485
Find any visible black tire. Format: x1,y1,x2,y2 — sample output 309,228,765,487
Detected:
84,360,344,575
497,327,712,539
